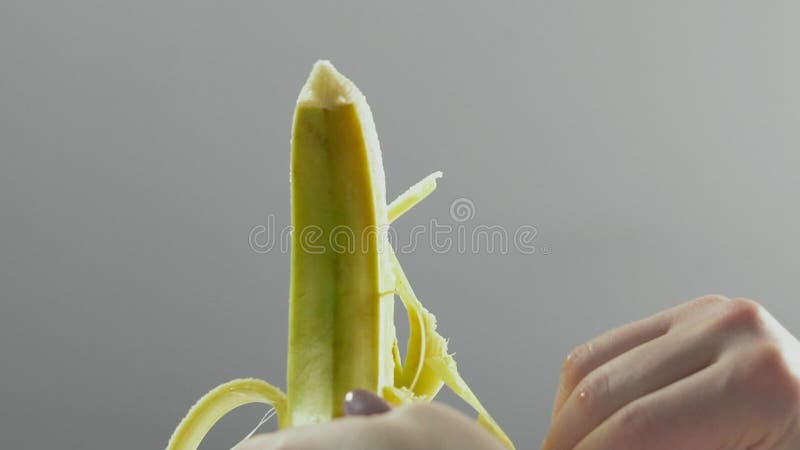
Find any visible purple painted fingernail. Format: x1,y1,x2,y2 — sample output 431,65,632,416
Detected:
343,389,391,416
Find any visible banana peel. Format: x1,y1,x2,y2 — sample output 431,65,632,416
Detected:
166,61,513,450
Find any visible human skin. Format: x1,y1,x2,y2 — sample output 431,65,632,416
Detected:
543,295,800,450
238,399,506,450
241,296,800,450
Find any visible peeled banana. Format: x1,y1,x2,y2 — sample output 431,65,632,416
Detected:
166,61,513,450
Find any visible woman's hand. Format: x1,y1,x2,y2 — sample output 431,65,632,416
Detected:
543,295,800,450
240,390,504,450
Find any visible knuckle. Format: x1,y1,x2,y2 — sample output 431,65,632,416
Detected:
671,295,730,326
691,294,730,307
730,297,763,315
575,370,611,415
715,298,767,335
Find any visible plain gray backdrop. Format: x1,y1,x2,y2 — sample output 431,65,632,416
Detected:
2,2,799,449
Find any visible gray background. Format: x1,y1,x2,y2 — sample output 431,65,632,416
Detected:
1,2,799,449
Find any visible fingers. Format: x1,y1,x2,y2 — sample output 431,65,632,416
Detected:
239,401,504,450
552,317,669,416
572,363,730,450
552,295,728,416
571,355,761,450
548,296,800,450
543,315,721,449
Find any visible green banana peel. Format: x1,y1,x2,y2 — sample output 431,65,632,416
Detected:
166,61,514,450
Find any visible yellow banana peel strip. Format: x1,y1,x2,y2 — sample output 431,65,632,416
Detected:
387,171,443,223
389,247,514,448
382,385,422,406
166,378,287,450
390,251,428,391
428,357,515,450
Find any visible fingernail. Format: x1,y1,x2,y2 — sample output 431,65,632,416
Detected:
343,389,391,416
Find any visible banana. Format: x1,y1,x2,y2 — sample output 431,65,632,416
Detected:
166,61,513,450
